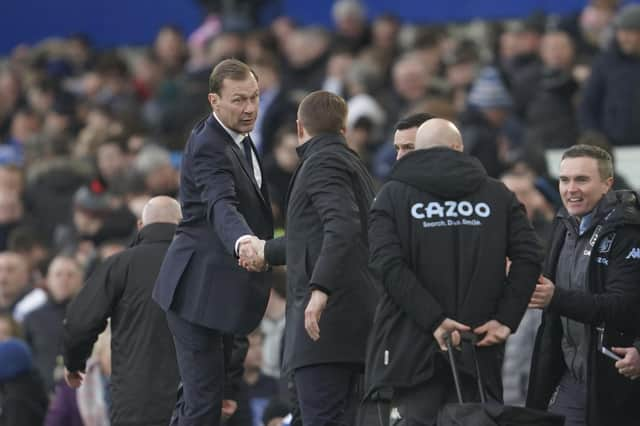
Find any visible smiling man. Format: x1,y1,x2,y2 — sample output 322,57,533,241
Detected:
527,144,640,426
153,59,274,425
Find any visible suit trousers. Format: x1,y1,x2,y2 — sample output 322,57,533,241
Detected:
167,310,224,426
294,363,362,426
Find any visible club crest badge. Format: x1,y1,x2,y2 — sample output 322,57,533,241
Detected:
598,234,615,253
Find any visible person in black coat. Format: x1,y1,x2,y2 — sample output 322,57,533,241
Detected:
527,145,640,426
63,197,184,426
152,59,274,426
23,255,84,392
579,5,640,147
0,338,48,426
244,91,378,426
364,119,542,425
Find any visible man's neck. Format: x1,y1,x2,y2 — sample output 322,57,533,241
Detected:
212,112,245,142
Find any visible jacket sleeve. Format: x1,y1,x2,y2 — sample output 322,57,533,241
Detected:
222,334,249,400
192,137,253,256
304,155,363,294
265,236,287,266
578,55,605,132
548,228,640,334
368,185,446,333
495,192,544,332
64,255,124,372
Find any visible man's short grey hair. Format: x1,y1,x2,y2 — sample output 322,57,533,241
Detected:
134,145,172,176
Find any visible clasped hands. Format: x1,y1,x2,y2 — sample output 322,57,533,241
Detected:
238,236,267,272
433,318,511,351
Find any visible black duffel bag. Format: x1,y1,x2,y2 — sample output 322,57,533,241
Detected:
436,332,564,426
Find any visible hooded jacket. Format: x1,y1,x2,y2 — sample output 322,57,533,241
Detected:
527,190,640,426
365,147,542,399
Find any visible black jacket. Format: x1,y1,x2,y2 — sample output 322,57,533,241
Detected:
23,299,68,392
579,42,640,146
524,67,579,149
265,134,378,372
527,191,640,426
64,223,181,425
459,108,505,178
0,370,48,426
365,147,542,399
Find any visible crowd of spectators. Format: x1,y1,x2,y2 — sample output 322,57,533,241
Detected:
1,0,639,424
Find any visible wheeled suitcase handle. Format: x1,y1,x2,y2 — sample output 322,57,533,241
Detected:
443,331,487,405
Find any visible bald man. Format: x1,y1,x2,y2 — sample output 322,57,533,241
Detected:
362,119,542,425
63,196,190,426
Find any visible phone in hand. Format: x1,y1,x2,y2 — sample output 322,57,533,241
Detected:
600,345,622,361
597,326,622,361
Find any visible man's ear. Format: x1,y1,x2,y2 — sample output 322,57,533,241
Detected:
296,119,304,140
208,93,218,111
604,176,614,192
451,142,464,152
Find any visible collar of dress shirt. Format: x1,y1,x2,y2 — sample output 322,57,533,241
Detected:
213,112,247,146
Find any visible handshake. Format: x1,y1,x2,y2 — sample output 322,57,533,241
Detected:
238,236,268,272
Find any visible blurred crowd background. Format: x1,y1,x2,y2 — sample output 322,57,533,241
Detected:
1,0,639,425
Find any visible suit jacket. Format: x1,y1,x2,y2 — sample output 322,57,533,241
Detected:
265,134,378,372
153,115,274,334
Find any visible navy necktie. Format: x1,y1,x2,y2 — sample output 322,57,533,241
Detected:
241,136,254,175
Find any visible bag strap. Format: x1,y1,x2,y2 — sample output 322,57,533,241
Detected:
444,331,487,404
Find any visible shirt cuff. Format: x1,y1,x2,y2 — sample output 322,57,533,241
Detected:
235,235,253,256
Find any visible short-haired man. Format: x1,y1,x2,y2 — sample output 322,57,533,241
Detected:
364,119,542,425
0,251,46,322
152,59,274,425
245,91,378,426
527,145,640,426
393,112,434,160
23,255,83,391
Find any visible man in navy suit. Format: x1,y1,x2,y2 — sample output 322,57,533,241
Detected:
153,58,274,426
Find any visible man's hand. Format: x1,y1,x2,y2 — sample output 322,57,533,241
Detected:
221,399,238,422
64,368,85,388
433,318,471,351
304,289,328,341
238,237,266,272
613,347,640,380
474,320,511,347
529,275,555,309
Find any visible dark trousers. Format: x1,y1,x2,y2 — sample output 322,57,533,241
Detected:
167,310,224,426
548,372,587,426
389,368,481,426
294,363,362,426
